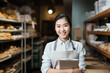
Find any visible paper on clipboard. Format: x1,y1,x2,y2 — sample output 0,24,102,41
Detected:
58,59,79,69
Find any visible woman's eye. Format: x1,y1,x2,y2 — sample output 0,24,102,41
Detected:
64,25,68,27
57,26,60,28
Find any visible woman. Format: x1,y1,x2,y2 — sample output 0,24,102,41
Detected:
41,14,86,73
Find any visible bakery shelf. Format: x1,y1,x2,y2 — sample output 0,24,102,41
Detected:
12,51,22,57
87,42,110,58
23,56,32,63
24,35,34,39
0,52,21,63
25,48,32,52
0,55,12,63
13,36,24,40
87,31,110,35
0,37,23,43
0,29,23,32
0,17,21,23
0,39,13,43
85,8,110,23
14,68,22,73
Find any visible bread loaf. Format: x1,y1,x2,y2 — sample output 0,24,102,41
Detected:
98,44,105,50
0,25,5,29
0,70,4,73
0,33,13,40
5,24,14,30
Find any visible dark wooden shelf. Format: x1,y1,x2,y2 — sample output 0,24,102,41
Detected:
85,8,110,23
87,31,110,35
87,42,110,58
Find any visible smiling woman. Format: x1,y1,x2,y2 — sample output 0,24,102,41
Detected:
41,14,86,73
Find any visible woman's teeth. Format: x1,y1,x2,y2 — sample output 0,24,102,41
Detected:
60,32,66,36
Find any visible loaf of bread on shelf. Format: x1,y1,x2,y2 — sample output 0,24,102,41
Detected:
3,13,8,18
0,33,13,40
98,43,105,50
0,51,9,60
5,24,14,30
8,46,21,54
0,70,4,73
5,67,15,73
98,43,110,53
0,12,4,18
0,24,5,29
103,46,108,51
108,47,110,53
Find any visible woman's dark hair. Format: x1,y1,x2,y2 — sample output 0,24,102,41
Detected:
53,14,72,38
54,14,71,27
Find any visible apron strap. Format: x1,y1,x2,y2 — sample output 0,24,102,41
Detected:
54,39,57,51
70,40,75,50
54,39,76,51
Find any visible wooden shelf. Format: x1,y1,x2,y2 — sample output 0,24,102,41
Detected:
0,29,23,32
87,42,110,58
85,8,110,23
87,31,110,35
0,17,21,23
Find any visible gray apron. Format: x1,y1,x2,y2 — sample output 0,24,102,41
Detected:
51,40,79,69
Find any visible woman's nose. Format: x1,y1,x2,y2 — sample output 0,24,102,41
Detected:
60,26,64,31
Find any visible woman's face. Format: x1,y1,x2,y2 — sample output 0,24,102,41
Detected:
55,18,71,40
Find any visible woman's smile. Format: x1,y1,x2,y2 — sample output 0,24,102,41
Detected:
60,32,66,36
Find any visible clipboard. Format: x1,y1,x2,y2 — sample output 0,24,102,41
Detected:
58,59,79,69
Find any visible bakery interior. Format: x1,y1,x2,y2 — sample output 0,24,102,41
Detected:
0,0,110,73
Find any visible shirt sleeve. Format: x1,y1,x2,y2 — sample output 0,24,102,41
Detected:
41,43,51,73
78,43,86,71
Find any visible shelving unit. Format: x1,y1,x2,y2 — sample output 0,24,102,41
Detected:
87,41,110,58
33,39,45,69
85,8,110,23
85,8,110,59
87,31,110,35
0,18,23,73
0,17,37,73
23,21,36,73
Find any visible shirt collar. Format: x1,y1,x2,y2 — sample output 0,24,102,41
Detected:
57,37,71,45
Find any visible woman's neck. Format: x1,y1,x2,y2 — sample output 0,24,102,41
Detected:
59,37,69,42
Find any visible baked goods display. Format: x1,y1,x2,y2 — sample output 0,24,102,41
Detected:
0,24,23,32
0,12,4,18
98,43,110,53
0,60,21,73
6,9,18,21
0,46,21,60
0,24,14,30
0,33,13,40
5,68,15,73
5,24,14,30
0,10,18,21
0,8,36,72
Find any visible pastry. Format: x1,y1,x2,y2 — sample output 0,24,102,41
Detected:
0,12,4,18
0,25,5,29
5,24,14,30
0,70,4,73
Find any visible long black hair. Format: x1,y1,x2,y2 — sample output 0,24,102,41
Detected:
53,14,72,38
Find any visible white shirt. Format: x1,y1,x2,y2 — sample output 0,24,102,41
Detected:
41,38,86,73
